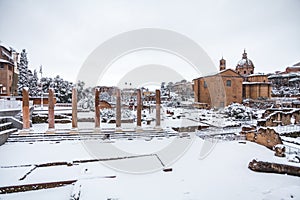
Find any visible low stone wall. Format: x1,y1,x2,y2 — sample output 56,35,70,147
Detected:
240,125,256,134
32,114,71,124
259,108,300,127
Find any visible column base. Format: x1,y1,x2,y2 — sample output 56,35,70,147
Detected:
94,127,101,133
19,128,32,135
69,128,79,134
46,128,56,134
155,126,163,132
115,127,123,133
135,126,143,133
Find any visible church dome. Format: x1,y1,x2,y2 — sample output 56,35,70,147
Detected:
236,49,254,69
237,58,253,68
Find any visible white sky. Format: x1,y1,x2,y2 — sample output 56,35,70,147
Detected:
0,0,299,84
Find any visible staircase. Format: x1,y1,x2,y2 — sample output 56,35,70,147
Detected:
0,118,18,145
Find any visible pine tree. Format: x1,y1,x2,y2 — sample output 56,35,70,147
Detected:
76,81,85,101
38,75,73,103
29,69,38,96
54,75,72,103
17,49,29,95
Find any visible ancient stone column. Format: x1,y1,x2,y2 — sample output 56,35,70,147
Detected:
95,88,100,130
71,87,78,132
155,89,162,131
47,88,55,133
22,88,30,130
136,89,142,132
116,88,122,132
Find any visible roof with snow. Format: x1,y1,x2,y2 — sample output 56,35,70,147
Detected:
293,61,300,66
0,44,12,52
289,77,300,82
193,68,242,80
0,58,13,65
247,73,267,77
237,58,254,68
286,65,300,69
243,81,271,85
268,72,300,79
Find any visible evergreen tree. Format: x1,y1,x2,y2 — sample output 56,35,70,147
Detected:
76,80,85,101
38,75,73,103
17,49,29,95
29,69,38,96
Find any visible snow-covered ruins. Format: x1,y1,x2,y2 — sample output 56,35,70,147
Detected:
0,42,299,199
1,0,300,195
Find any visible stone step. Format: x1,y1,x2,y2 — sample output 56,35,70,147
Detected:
0,122,12,131
0,128,18,145
0,128,18,135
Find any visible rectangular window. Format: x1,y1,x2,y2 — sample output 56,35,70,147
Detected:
226,80,231,87
220,102,224,107
204,81,207,88
0,63,4,69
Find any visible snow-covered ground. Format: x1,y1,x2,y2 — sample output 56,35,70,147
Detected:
1,105,300,199
0,134,300,200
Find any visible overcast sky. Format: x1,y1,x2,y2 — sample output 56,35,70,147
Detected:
0,0,299,84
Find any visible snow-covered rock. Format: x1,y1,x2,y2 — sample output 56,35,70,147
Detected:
224,103,257,120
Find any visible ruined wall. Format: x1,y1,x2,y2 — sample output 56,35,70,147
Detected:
259,109,300,127
245,128,282,149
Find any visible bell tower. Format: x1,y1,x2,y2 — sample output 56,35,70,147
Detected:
219,57,226,71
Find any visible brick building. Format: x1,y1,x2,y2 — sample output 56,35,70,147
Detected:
243,74,272,99
0,44,19,96
193,66,243,108
193,50,272,108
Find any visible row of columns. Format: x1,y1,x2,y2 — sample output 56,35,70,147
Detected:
22,87,162,133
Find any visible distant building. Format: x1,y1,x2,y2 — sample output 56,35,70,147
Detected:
268,61,300,97
0,44,19,96
169,80,193,100
285,62,300,73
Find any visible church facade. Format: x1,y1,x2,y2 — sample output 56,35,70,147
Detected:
193,50,272,108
